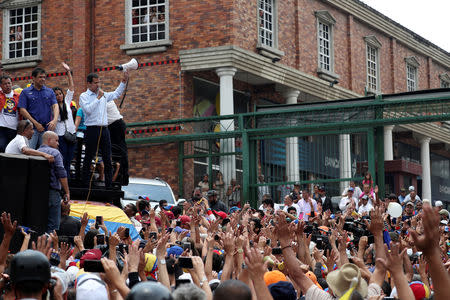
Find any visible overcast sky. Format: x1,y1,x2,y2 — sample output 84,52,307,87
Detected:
360,0,450,52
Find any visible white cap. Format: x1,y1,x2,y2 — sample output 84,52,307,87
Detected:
408,186,415,191
435,200,443,207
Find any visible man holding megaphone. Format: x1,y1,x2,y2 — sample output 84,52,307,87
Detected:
79,71,129,188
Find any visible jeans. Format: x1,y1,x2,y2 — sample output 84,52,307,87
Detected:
0,127,16,152
82,126,112,187
29,129,44,149
58,135,76,179
47,189,61,233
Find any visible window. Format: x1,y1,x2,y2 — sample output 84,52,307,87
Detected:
439,73,450,88
405,56,420,92
366,45,378,91
1,1,41,69
364,36,382,93
121,0,171,55
259,0,274,48
131,0,167,43
315,11,338,82
318,22,331,71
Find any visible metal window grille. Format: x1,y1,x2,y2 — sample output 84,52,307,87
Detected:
407,64,417,91
7,6,39,59
441,80,449,88
259,0,274,47
318,22,331,71
366,45,378,91
131,0,168,43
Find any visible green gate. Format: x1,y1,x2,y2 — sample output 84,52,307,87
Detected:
126,89,450,207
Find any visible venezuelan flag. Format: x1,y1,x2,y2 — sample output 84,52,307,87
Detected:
69,201,140,241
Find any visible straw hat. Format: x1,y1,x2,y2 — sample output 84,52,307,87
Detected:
325,263,368,298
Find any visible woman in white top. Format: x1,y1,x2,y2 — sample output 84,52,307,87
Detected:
54,62,76,177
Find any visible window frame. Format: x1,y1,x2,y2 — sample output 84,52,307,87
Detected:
121,0,172,55
256,0,284,61
405,56,420,92
315,10,339,83
364,35,382,94
1,0,42,70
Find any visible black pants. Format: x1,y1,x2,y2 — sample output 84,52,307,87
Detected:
0,126,16,152
82,126,113,187
108,119,129,185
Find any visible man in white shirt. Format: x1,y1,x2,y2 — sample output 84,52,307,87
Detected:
107,100,129,185
283,194,301,218
297,190,318,221
79,71,128,187
358,195,373,215
402,186,421,207
339,187,358,212
0,75,20,152
5,120,54,162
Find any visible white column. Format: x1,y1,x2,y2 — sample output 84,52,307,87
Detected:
419,136,432,201
216,67,237,189
384,125,395,161
339,134,352,192
282,89,300,182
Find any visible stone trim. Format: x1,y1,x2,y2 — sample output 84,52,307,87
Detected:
0,0,41,9
256,43,284,61
405,56,420,68
364,35,382,49
1,55,41,70
179,45,359,101
314,10,336,25
317,67,339,83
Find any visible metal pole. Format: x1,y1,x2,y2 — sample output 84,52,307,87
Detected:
208,139,213,190
178,141,184,198
367,129,376,185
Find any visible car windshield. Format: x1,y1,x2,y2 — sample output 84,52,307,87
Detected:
122,183,175,203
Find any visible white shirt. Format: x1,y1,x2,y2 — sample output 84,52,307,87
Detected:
403,193,421,203
55,90,76,136
79,82,126,126
107,101,123,125
297,198,318,221
5,134,28,154
339,196,358,212
358,202,374,215
0,91,19,130
342,186,362,199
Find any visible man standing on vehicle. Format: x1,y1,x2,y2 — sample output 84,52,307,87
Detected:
38,131,70,232
0,75,20,151
18,67,59,149
79,71,128,188
124,203,142,232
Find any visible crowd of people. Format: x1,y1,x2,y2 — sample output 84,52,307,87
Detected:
0,173,449,300
0,65,130,232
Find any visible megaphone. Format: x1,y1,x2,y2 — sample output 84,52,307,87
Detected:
118,58,139,72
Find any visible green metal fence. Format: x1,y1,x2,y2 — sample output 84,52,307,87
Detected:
126,89,450,207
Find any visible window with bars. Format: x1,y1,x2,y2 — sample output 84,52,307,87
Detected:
5,5,39,59
259,0,275,48
366,44,378,92
318,22,331,71
441,80,450,88
407,64,417,91
130,0,168,43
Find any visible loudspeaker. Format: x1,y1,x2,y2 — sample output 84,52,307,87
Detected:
26,156,50,234
118,58,139,72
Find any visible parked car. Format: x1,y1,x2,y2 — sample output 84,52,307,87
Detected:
120,177,177,209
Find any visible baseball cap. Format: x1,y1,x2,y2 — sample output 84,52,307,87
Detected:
400,188,406,192
179,215,191,225
318,186,325,191
435,200,443,207
76,273,108,300
439,209,449,217
389,193,397,199
405,201,415,207
409,186,415,192
348,187,355,192
80,249,102,268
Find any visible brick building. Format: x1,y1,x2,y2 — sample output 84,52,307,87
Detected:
1,0,449,201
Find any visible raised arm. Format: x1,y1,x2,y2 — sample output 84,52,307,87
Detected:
104,72,128,102
0,213,17,273
62,62,74,92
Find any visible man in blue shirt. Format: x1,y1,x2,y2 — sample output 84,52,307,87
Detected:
18,68,59,149
38,131,70,232
79,72,128,188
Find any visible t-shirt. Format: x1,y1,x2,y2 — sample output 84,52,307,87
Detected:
76,108,86,131
5,134,28,154
0,91,19,130
55,90,76,136
297,198,318,221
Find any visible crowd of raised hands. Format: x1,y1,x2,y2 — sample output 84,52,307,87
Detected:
0,197,449,300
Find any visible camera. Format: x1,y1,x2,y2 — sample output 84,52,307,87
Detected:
343,218,374,245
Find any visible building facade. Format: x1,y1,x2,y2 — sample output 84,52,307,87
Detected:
1,0,449,202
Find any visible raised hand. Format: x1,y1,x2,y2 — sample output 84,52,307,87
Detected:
1,212,17,236
410,205,440,255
